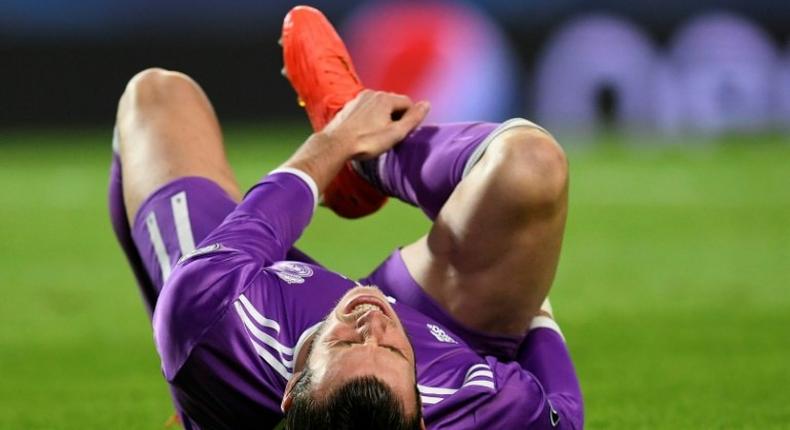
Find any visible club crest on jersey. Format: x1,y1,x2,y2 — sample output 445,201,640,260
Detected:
427,323,457,344
270,262,314,285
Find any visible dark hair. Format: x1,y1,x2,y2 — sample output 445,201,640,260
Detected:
285,368,423,430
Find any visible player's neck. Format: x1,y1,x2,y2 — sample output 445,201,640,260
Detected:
292,332,318,373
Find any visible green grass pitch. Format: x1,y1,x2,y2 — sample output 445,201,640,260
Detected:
0,125,788,429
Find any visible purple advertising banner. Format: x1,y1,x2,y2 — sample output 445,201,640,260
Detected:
533,14,658,132
658,12,778,134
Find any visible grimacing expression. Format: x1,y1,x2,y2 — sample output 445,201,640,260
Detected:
304,286,419,415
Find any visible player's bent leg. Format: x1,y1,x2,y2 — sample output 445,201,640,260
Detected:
400,123,568,338
117,67,242,223
108,138,160,315
110,69,252,429
355,121,500,220
113,68,243,290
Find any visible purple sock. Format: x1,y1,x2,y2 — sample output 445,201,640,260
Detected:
108,132,158,316
355,122,496,219
355,119,537,220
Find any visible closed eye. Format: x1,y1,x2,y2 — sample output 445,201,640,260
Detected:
333,340,408,360
382,345,408,360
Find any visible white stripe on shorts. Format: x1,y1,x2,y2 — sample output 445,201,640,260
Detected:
170,191,196,256
145,211,171,282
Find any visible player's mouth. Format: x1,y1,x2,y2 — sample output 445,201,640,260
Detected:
343,294,392,321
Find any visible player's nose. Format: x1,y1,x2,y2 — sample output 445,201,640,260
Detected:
356,311,389,339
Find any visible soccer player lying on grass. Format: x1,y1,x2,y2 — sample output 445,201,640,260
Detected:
108,6,582,429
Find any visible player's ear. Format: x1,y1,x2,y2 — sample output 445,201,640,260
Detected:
281,370,303,412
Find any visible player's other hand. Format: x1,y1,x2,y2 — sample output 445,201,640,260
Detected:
321,89,430,159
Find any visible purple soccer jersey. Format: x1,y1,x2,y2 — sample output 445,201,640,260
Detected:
110,121,582,429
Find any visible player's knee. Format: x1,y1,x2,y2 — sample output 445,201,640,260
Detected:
489,124,568,210
119,68,202,115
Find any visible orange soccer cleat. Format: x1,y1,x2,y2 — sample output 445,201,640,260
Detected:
281,5,388,218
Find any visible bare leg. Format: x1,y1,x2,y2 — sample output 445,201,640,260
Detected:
111,67,244,430
401,127,568,336
117,68,242,223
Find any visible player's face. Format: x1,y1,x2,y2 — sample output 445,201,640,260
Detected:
307,286,418,413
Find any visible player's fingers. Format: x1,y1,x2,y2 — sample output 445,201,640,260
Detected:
388,101,430,140
380,92,414,113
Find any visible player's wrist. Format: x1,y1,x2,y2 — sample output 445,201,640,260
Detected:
281,133,353,194
529,315,565,341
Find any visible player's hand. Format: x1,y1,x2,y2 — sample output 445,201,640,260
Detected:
281,90,429,195
321,89,430,159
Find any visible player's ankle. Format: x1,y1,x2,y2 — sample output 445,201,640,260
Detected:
350,158,387,193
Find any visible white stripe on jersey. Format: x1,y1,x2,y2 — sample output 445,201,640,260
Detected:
465,363,491,375
463,379,495,390
420,395,444,405
170,191,196,256
418,363,496,407
235,302,294,367
249,338,293,380
465,369,494,381
145,211,172,282
239,294,281,332
418,385,459,396
234,297,322,381
463,363,495,390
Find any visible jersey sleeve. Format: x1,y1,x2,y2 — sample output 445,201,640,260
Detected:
167,308,287,430
464,347,581,430
515,320,584,430
465,321,582,429
153,169,318,381
197,169,318,266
